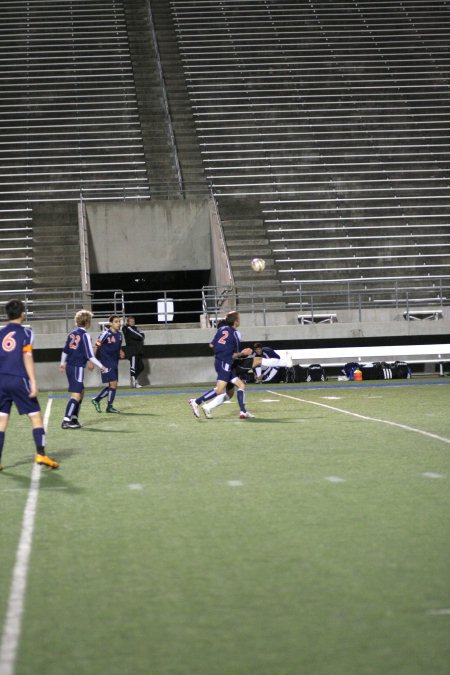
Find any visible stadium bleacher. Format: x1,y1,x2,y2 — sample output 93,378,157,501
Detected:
0,0,449,318
171,0,450,306
0,0,151,295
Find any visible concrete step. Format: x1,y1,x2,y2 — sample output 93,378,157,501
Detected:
233,268,279,281
225,232,269,243
33,276,81,287
229,255,274,267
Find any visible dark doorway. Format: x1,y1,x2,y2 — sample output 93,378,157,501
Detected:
91,270,210,323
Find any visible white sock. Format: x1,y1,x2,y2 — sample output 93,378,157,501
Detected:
262,355,292,368
261,357,283,368
204,393,228,411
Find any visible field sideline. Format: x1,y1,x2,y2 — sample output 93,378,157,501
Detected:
1,378,449,675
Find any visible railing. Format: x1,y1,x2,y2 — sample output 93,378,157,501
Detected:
0,289,125,333
0,277,448,328
145,0,184,198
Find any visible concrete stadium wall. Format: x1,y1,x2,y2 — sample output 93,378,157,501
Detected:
86,198,211,274
32,311,450,390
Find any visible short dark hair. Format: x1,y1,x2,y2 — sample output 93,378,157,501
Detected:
224,310,239,327
254,343,263,350
5,299,25,320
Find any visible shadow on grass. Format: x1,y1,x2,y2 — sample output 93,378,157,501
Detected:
0,450,86,495
210,416,314,424
115,411,157,417
81,427,131,434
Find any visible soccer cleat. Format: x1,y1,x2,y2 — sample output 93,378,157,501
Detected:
202,406,212,419
35,454,59,469
106,405,120,413
0,463,4,472
61,419,81,429
189,398,200,418
91,398,101,413
239,411,255,419
134,382,143,388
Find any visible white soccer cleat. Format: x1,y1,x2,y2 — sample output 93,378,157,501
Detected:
202,406,212,419
189,398,200,418
239,411,255,419
134,382,143,388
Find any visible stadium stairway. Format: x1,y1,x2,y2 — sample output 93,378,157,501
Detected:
124,0,186,196
147,0,208,197
217,196,286,309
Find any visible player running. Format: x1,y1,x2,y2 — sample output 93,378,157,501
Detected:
200,335,293,419
189,310,254,419
0,298,59,470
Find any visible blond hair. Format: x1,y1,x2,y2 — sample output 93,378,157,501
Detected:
74,309,93,327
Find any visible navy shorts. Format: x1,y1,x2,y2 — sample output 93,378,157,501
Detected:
214,358,237,384
0,376,41,416
65,364,85,393
101,366,117,384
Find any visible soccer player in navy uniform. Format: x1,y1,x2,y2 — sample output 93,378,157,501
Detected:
0,298,59,470
91,315,125,413
189,310,255,419
59,309,107,429
253,343,283,383
200,338,293,419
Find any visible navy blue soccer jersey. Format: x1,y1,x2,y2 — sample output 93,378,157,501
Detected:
0,323,34,378
260,346,279,360
62,327,96,367
95,329,122,369
211,324,241,364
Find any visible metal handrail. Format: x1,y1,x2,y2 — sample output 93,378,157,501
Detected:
145,0,184,197
0,278,448,326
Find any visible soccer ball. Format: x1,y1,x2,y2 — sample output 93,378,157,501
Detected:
251,257,266,272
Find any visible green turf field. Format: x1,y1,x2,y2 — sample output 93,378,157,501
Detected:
1,379,450,675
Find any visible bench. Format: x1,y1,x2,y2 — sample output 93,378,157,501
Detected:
297,313,338,325
276,343,450,376
403,310,443,321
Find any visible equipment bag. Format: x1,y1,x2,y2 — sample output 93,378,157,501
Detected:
285,364,307,383
380,362,393,379
390,360,412,379
306,363,327,382
343,362,360,380
360,362,384,380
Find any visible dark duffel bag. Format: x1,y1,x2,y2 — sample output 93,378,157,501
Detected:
306,363,327,382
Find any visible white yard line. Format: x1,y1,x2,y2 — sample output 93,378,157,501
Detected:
0,398,53,675
267,390,450,445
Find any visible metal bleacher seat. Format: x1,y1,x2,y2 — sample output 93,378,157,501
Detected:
0,0,152,297
170,0,450,306
0,206,33,293
0,0,150,203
